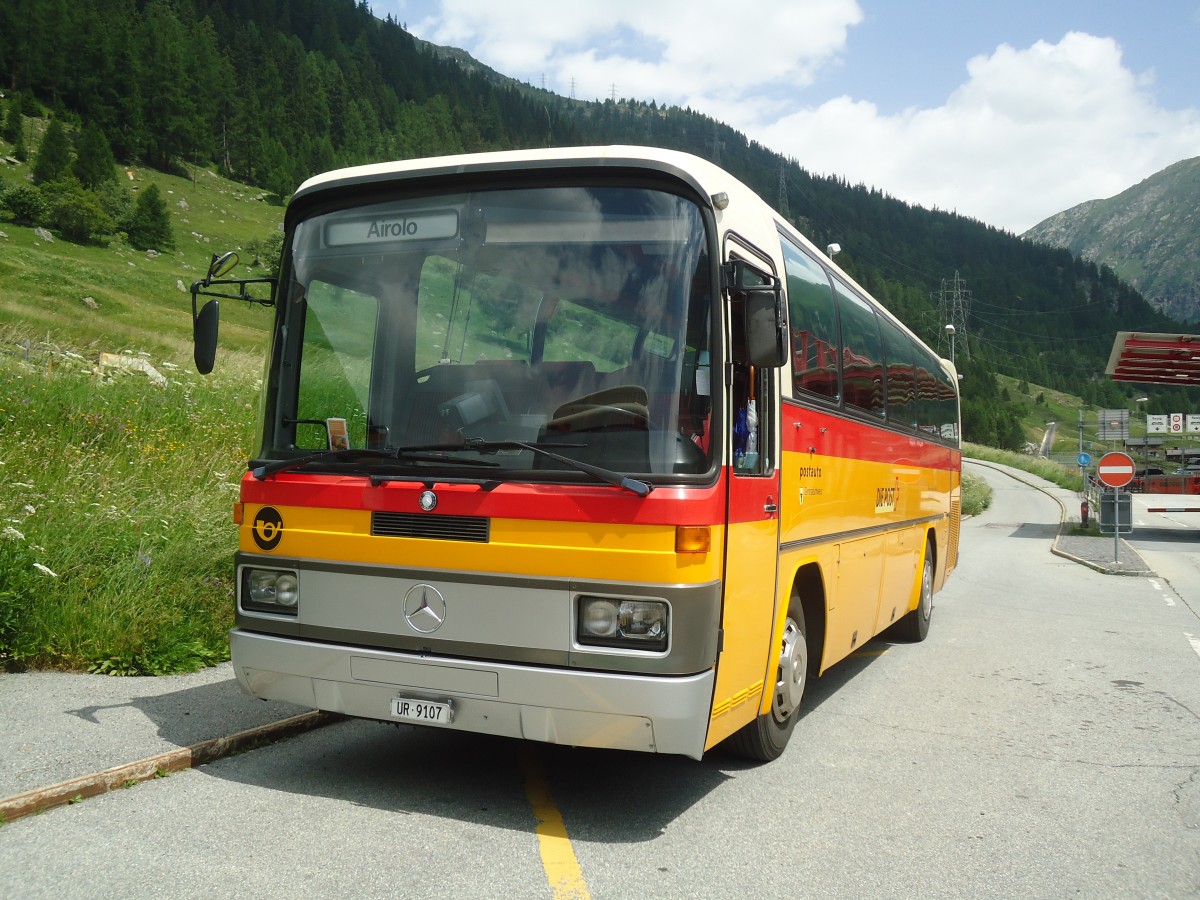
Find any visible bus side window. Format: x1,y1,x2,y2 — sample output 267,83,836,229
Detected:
728,251,777,475
780,240,840,403
834,280,885,418
879,316,917,429
732,364,773,474
913,346,958,443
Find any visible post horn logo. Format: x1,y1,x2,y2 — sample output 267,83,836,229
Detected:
251,507,284,551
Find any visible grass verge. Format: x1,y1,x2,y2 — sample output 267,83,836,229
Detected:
0,330,261,673
961,471,991,517
963,441,1085,492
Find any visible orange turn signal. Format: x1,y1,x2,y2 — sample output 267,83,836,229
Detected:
232,502,244,526
675,525,710,554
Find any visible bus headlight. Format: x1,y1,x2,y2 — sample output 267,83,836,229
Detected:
577,597,668,652
242,568,299,615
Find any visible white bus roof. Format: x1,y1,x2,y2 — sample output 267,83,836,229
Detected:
292,145,756,210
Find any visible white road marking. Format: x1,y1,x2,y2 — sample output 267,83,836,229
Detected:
1186,633,1200,663
1149,579,1176,606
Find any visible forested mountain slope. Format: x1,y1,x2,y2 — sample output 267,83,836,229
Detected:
1,0,1193,448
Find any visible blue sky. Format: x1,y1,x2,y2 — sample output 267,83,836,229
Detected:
371,1,1200,234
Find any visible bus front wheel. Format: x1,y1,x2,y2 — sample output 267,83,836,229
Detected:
728,600,808,762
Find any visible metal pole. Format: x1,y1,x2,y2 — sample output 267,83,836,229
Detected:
1113,487,1120,563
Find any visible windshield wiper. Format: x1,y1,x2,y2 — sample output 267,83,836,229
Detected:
250,445,500,480
458,437,654,497
252,439,653,497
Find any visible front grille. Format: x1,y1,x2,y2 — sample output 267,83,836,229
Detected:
371,511,490,543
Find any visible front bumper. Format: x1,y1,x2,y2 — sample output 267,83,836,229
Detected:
231,629,715,759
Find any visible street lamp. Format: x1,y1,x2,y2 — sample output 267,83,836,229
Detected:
1134,396,1149,471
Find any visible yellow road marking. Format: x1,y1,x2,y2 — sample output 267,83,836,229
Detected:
520,748,590,899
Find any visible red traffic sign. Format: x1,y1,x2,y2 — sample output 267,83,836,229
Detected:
1097,451,1135,488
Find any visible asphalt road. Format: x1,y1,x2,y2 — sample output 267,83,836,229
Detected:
3,461,1199,899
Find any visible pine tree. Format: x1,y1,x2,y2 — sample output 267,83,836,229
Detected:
72,123,118,189
32,118,72,185
2,103,21,144
124,182,174,251
135,1,196,171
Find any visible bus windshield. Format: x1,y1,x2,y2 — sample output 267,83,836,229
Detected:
269,184,714,481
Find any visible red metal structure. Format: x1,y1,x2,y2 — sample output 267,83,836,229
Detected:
1106,332,1200,385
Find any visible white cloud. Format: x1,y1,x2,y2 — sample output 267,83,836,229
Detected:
757,32,1200,232
415,0,863,109
389,3,1200,233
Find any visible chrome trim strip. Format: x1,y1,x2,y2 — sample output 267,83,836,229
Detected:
779,513,945,553
235,551,571,591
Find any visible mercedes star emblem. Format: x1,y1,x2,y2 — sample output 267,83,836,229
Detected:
403,584,447,634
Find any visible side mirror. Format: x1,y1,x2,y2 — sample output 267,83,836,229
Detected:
193,299,219,375
208,251,239,281
186,249,276,374
742,292,787,368
726,259,786,368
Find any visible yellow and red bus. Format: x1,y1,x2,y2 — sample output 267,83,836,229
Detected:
190,146,960,761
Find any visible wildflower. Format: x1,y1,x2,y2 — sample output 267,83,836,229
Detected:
22,504,36,516
33,563,58,578
2,526,25,541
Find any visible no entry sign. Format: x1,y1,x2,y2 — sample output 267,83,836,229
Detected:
1097,451,1136,488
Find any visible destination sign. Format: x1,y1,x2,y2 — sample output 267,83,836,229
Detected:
325,210,459,247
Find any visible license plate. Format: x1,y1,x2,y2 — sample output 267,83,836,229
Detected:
390,697,454,725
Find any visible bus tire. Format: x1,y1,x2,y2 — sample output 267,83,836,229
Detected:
894,537,934,642
728,600,808,762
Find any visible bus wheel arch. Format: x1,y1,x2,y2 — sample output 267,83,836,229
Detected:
726,564,825,762
793,563,826,676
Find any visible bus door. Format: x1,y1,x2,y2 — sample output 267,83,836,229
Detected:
707,263,785,749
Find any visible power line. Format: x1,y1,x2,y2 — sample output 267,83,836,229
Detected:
934,272,971,360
